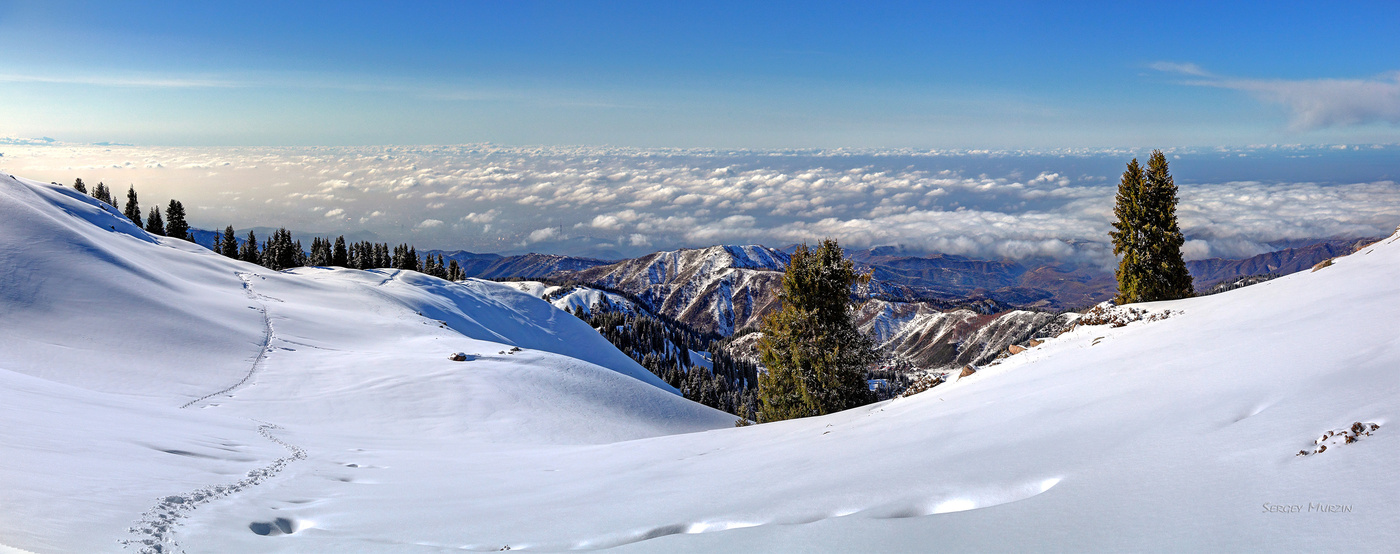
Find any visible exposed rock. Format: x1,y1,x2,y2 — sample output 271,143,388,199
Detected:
958,365,976,379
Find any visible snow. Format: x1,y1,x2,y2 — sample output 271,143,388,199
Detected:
3,171,1400,552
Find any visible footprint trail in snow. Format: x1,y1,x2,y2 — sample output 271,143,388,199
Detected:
122,272,307,553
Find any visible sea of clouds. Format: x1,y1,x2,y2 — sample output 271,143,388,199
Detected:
2,142,1397,266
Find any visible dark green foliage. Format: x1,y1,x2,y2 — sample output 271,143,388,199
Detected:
144,207,165,236
577,307,760,419
91,182,113,206
332,236,348,267
1109,151,1193,304
122,186,142,227
163,200,190,241
309,237,332,266
391,244,420,271
756,239,878,422
220,226,238,258
260,228,299,270
446,259,464,281
73,178,87,194
239,230,260,263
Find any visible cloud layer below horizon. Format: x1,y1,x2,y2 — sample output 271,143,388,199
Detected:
3,143,1398,267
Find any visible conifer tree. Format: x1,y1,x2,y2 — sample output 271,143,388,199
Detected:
756,239,877,422
164,200,190,241
73,178,87,194
239,230,260,263
1141,150,1194,300
332,236,348,267
220,226,238,258
123,186,142,227
92,182,113,206
145,207,165,236
1109,151,1193,304
447,259,463,281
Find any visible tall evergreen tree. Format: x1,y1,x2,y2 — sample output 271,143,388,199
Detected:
1141,150,1194,300
239,230,260,263
145,207,165,236
92,182,113,206
123,186,142,227
332,236,348,267
756,239,877,422
1109,151,1193,304
164,200,190,241
220,226,238,258
72,178,87,194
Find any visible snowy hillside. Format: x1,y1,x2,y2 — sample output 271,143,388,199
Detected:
3,171,1400,552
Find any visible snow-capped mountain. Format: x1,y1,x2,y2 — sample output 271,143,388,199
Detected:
853,299,1074,368
559,245,789,335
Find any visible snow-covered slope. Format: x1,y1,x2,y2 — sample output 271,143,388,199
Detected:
509,280,645,316
0,173,732,553
4,171,1400,552
562,245,788,335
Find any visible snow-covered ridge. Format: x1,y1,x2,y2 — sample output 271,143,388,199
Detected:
562,244,789,335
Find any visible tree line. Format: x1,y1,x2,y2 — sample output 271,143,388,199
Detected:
574,307,761,420
71,178,468,279
74,178,191,240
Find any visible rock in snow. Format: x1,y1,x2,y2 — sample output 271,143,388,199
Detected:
3,171,1400,552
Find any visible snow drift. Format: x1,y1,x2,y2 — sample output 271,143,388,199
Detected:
2,172,1399,552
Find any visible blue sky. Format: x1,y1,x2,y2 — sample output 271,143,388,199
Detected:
2,1,1398,148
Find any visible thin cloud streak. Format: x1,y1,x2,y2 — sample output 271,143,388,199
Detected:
1154,63,1400,131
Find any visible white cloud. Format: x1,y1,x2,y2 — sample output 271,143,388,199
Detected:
526,227,560,243
417,219,444,228
324,208,345,218
1155,63,1400,130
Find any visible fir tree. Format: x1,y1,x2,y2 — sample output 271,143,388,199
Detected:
332,236,348,267
164,200,190,241
220,226,238,258
756,239,877,422
239,230,260,263
73,178,87,194
1109,151,1193,304
123,186,142,227
145,207,165,236
1141,150,1194,300
447,259,463,281
92,182,113,206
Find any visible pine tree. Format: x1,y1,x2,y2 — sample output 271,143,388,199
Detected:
164,200,190,241
1141,150,1194,300
73,178,87,194
145,207,165,236
239,230,260,263
123,186,143,227
1109,151,1193,304
756,239,877,422
92,182,113,206
1109,159,1146,304
332,236,348,267
447,259,463,281
220,226,238,258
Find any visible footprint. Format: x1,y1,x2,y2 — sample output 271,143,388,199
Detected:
249,517,298,536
